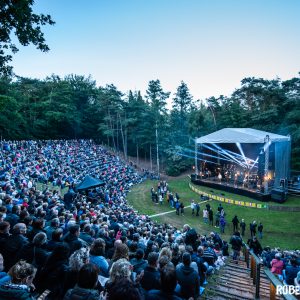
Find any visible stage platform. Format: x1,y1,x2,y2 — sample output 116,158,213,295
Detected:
191,175,271,202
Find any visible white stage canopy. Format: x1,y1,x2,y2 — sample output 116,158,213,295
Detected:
196,128,290,144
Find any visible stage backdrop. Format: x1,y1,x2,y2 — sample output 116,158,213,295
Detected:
196,128,291,189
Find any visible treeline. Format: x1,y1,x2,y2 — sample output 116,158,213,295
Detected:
0,73,299,174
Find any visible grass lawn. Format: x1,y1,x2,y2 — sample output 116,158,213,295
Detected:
127,177,300,250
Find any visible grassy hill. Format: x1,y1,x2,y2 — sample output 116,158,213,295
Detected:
127,177,300,249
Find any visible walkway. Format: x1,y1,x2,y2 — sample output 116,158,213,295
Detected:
149,200,210,218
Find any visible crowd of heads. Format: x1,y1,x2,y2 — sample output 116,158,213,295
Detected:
0,139,299,299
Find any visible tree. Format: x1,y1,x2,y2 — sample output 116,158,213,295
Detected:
145,80,170,173
0,0,55,76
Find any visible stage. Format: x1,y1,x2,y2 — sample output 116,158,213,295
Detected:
191,175,272,202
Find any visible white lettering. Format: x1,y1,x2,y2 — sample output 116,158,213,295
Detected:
276,285,300,295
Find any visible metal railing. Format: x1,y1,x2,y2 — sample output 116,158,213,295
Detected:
242,243,298,300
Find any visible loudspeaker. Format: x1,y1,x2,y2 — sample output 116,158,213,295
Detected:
271,188,287,203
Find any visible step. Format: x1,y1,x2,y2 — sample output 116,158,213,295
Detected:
204,287,255,300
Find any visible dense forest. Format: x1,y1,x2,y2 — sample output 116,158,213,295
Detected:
0,73,299,174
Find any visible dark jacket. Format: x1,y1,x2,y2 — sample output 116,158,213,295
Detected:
230,235,243,251
0,283,33,300
140,266,161,291
36,258,69,298
147,290,183,300
248,239,262,256
130,258,148,274
63,233,83,254
4,213,19,228
26,228,46,242
79,232,94,246
176,264,199,299
17,243,50,269
63,287,100,300
1,233,28,271
285,265,300,285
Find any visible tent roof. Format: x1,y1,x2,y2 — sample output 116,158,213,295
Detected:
196,128,290,144
76,175,105,191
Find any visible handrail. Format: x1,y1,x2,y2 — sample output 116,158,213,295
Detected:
242,242,250,268
243,243,298,300
249,249,262,299
264,269,298,300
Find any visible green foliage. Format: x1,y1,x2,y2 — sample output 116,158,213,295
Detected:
0,72,300,171
0,0,55,76
165,148,193,176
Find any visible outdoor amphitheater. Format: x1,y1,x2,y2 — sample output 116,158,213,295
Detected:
1,1,300,299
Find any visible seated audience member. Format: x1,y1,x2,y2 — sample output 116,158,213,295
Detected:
0,254,10,285
64,263,100,300
271,253,284,276
130,248,148,275
295,271,300,287
0,260,36,300
105,278,144,300
175,252,200,299
63,247,90,296
17,232,50,269
47,228,64,251
2,223,28,271
285,258,300,285
140,252,161,291
147,262,183,300
89,238,109,277
37,243,70,298
63,225,83,254
105,258,135,297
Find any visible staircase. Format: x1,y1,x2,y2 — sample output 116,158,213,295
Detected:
203,258,282,300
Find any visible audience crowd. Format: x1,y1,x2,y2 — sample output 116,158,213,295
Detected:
0,140,299,300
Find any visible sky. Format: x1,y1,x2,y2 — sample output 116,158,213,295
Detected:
11,0,300,103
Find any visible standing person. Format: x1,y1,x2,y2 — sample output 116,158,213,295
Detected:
258,222,263,239
191,200,195,216
220,216,226,234
195,203,200,217
250,221,257,237
180,202,185,216
208,208,213,226
159,194,163,205
247,236,262,256
232,215,239,233
166,190,170,204
217,204,223,213
203,208,208,224
240,219,246,237
175,201,180,216
155,192,158,204
215,211,220,228
229,232,243,263
169,193,174,208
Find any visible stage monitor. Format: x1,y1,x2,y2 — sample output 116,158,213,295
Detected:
271,188,287,203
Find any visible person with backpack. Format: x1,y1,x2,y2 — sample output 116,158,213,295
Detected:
232,215,239,233
229,232,243,263
258,222,263,239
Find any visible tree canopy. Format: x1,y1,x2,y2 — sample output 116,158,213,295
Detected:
0,0,55,76
0,73,300,173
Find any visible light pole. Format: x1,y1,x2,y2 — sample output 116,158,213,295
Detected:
264,135,270,194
